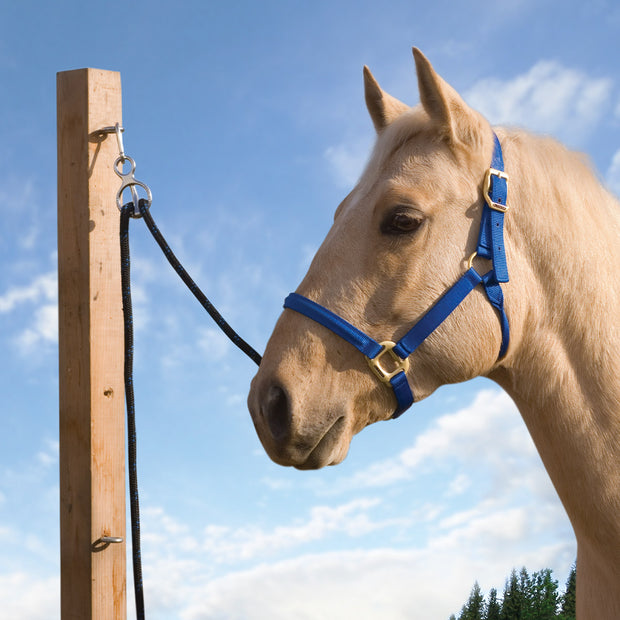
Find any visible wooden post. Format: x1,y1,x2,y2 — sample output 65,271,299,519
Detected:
57,69,126,620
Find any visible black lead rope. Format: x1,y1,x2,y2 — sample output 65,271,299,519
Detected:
120,198,262,620
119,203,145,620
137,199,262,365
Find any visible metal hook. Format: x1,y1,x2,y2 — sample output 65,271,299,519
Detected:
92,536,124,552
114,123,125,159
95,124,124,143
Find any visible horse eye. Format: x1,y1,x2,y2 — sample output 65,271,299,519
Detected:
381,208,423,235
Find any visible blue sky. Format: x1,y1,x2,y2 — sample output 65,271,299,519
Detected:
2,0,619,618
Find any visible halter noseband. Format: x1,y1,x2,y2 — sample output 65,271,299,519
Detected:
283,133,509,418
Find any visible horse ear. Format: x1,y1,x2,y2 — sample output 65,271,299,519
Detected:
364,66,410,132
412,47,483,147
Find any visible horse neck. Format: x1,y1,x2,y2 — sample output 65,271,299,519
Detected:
497,130,620,407
489,130,620,600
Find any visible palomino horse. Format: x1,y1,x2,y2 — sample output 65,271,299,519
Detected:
247,49,620,618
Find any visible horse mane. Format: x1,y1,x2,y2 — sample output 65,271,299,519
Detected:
500,127,620,214
497,127,620,279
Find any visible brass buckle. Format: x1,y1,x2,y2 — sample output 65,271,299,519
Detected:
483,167,509,213
366,341,410,384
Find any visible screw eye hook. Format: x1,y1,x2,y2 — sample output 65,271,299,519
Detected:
114,123,125,160
92,536,124,552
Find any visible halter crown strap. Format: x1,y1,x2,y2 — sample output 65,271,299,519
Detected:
284,132,509,418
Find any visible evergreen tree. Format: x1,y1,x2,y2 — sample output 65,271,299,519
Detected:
458,581,485,620
450,563,576,620
519,567,533,619
559,564,576,620
500,569,523,620
527,568,559,620
485,587,501,620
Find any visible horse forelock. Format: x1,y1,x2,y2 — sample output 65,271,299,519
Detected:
360,106,432,180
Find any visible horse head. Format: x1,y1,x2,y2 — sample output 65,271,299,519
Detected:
248,49,512,469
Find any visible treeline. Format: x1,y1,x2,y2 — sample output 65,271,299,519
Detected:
449,564,576,620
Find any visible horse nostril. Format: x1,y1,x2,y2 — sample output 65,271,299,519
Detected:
263,384,291,442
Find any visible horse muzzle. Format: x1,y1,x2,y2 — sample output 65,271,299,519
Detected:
247,377,350,470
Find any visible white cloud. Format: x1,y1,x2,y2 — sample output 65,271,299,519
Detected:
198,327,232,361
332,389,535,492
18,223,40,250
182,549,448,620
158,324,234,369
446,472,471,497
464,61,613,143
324,138,372,188
136,499,573,620
260,476,294,491
0,271,56,313
0,271,58,350
143,538,573,620
0,572,59,620
36,439,59,469
17,303,58,347
143,498,403,567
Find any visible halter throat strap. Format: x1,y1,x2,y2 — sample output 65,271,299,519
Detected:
284,133,509,418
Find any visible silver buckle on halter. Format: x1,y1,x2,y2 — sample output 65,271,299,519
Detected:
483,168,509,213
366,341,410,384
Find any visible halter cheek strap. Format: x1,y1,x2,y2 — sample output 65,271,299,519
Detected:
284,133,509,418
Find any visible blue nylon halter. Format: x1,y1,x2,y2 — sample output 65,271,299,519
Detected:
284,133,509,418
